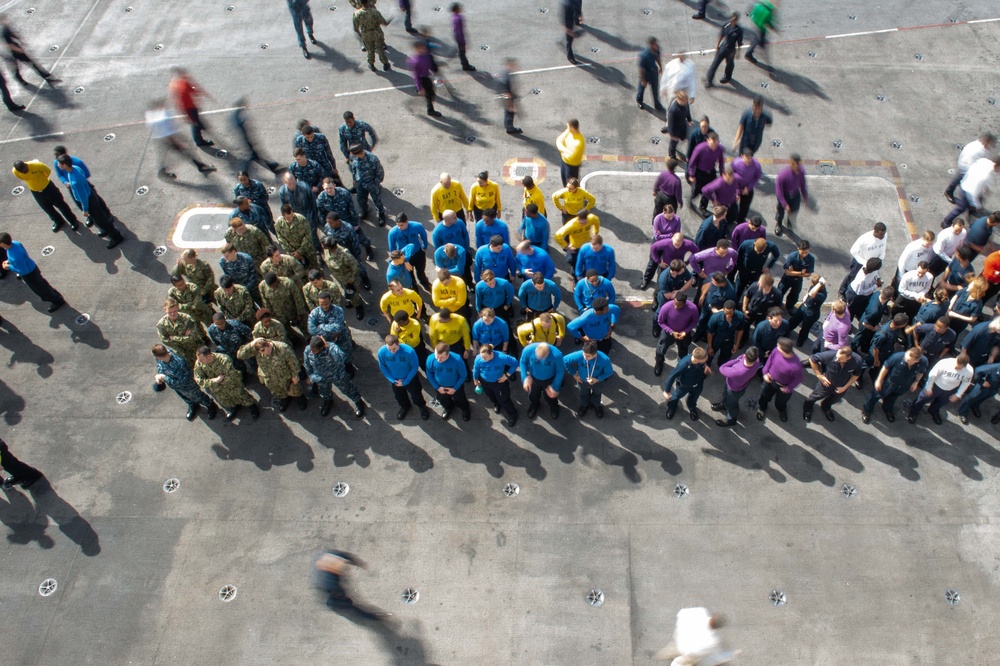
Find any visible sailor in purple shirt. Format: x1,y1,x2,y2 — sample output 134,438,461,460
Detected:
654,293,700,376
712,346,761,426
700,166,746,225
774,154,808,236
451,3,476,71
642,233,698,289
732,148,763,222
652,159,684,219
408,42,441,117
652,204,682,241
686,132,726,215
690,242,738,282
754,337,804,422
729,215,767,249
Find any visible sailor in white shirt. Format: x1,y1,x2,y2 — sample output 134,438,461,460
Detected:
654,607,741,665
928,220,968,276
892,262,933,321
838,222,887,299
660,55,697,107
895,230,936,284
907,352,974,425
942,157,1000,228
846,257,882,321
945,133,996,203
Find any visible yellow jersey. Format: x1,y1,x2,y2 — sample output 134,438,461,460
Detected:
554,214,600,249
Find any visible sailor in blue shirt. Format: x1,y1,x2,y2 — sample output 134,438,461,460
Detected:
563,340,614,417
957,361,1000,425
388,214,431,289
910,317,956,368
152,344,217,420
662,346,711,420
377,335,429,420
520,204,550,248
475,210,510,247
574,235,616,279
56,156,124,247
474,237,517,282
52,146,94,213
961,317,1000,367
519,342,564,419
567,297,620,354
230,197,274,238
433,243,467,277
706,301,746,366
862,347,928,425
475,270,515,321
0,234,65,311
574,270,616,312
694,272,736,340
653,259,694,337
472,344,520,425
514,241,556,280
779,241,815,311
750,308,790,360
386,252,415,289
425,342,472,421
472,308,510,351
518,273,561,316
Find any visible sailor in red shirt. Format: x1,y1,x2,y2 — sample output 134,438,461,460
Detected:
981,250,1000,302
169,67,214,147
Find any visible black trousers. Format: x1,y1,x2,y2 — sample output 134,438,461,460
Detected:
691,168,716,211
184,107,209,144
528,376,560,410
85,191,123,242
11,51,51,82
653,191,678,221
418,76,436,113
0,438,42,483
21,267,63,305
757,380,792,413
0,69,18,109
391,375,427,409
706,49,735,84
31,182,78,227
577,380,605,408
737,189,754,223
409,250,431,288
482,380,518,420
560,162,580,187
438,384,471,414
656,331,692,360
803,383,846,413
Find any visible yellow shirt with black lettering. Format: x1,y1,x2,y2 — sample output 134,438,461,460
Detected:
12,160,52,192
379,288,423,318
430,181,471,221
523,185,547,216
390,317,424,348
516,313,566,346
552,186,595,215
428,313,471,348
554,214,600,249
470,180,501,212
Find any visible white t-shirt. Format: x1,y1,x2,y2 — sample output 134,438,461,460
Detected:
926,358,974,396
849,230,887,264
674,607,720,656
145,109,179,140
661,58,697,101
961,158,998,207
897,239,934,277
933,227,967,261
958,140,992,172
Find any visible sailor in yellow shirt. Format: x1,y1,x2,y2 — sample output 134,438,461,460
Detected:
430,172,470,222
12,159,81,232
431,268,469,318
391,310,430,366
521,174,546,217
469,170,501,221
379,280,423,323
552,177,596,222
554,211,600,278
516,312,566,347
428,309,472,362
555,119,586,186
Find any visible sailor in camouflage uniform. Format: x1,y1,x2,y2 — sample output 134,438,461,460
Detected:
219,244,261,303
349,144,387,227
238,337,308,411
304,268,345,308
225,217,270,267
304,335,367,417
338,111,378,160
208,312,254,374
234,171,274,227
353,0,391,71
157,298,204,368
261,271,309,336
261,245,307,286
320,241,367,318
194,346,260,420
322,212,371,283
276,205,320,270
152,344,218,421
169,274,214,328
215,275,257,327
231,196,275,238
308,293,356,370
177,249,217,304
279,171,322,240
293,124,340,184
253,308,292,346
290,148,326,194
317,178,373,259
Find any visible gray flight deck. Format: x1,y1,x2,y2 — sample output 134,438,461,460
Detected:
1,0,1000,663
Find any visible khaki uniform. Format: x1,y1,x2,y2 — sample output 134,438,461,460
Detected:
157,313,203,368
275,213,319,270
237,340,303,399
260,254,307,286
323,244,363,307
353,7,389,66
260,276,309,331
225,225,270,267
168,284,215,328
253,319,291,346
303,278,346,310
194,353,256,410
180,258,217,301
214,284,256,327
